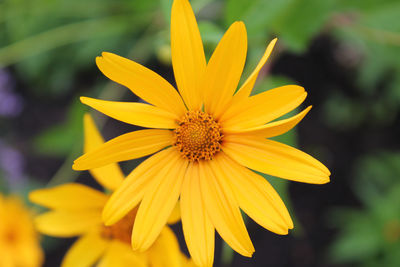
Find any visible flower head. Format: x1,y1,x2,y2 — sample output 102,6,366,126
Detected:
30,114,190,267
0,194,43,267
73,0,331,266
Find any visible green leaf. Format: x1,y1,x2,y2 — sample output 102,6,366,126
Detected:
329,213,381,263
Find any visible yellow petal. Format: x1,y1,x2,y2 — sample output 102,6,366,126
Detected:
61,231,108,267
102,148,177,226
167,201,181,225
84,113,124,191
216,153,293,232
81,97,178,129
29,183,107,211
220,85,307,129
171,0,206,110
147,227,182,267
97,241,147,267
223,136,330,184
199,161,254,257
73,129,174,171
35,210,102,237
203,21,247,119
224,106,312,138
232,38,277,101
132,149,187,251
181,162,215,267
96,52,186,116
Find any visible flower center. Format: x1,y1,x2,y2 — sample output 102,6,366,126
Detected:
174,111,223,161
4,228,18,245
101,208,137,244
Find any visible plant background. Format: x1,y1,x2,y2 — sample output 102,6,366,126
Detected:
1,0,400,266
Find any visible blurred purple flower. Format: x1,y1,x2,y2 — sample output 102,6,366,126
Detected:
0,69,23,117
0,141,26,187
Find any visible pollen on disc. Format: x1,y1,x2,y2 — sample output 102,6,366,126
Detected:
174,110,223,161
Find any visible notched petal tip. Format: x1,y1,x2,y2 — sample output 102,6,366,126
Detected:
101,51,114,58
101,206,116,227
321,175,331,184
243,247,255,258
233,20,245,27
71,162,82,171
80,96,91,105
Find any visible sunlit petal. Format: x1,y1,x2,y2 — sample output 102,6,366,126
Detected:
147,227,183,267
84,113,124,191
223,136,330,184
216,153,293,232
232,38,277,101
102,148,177,226
171,0,206,110
61,231,108,267
167,202,181,225
224,106,312,138
29,183,107,211
181,163,215,267
96,52,186,116
35,210,102,237
220,85,307,128
81,97,178,129
132,149,187,250
199,161,254,257
73,129,174,171
97,241,147,267
203,22,247,119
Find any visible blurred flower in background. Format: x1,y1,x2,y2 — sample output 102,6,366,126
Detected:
30,113,192,267
0,193,43,267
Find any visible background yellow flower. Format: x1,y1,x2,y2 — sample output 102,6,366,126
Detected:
30,114,190,267
0,194,43,267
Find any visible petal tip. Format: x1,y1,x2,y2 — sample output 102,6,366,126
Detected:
101,215,114,227
79,96,90,104
131,238,144,252
71,163,80,171
317,175,331,184
28,190,39,203
101,51,112,58
231,21,246,31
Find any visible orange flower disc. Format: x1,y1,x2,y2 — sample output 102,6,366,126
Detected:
174,111,223,161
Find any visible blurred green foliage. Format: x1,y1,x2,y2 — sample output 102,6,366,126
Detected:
0,0,160,95
324,0,400,129
329,152,400,266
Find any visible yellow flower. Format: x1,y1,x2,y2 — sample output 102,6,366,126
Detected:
73,0,331,266
0,194,43,267
30,114,191,267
